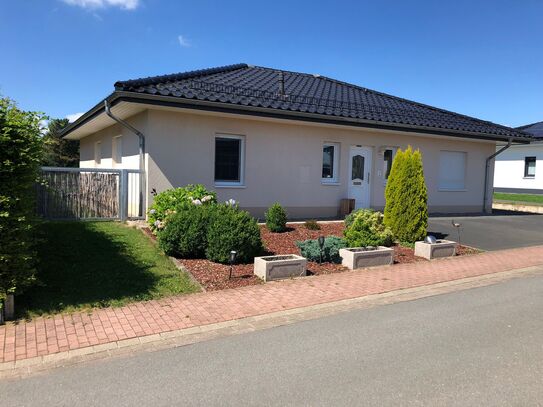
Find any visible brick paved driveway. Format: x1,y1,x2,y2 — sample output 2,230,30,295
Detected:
2,244,543,365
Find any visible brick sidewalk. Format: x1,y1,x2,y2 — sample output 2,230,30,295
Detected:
2,245,543,364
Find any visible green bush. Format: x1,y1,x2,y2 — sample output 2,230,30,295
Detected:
344,209,394,247
296,236,347,263
157,205,216,258
265,202,287,232
0,97,44,300
344,209,364,229
206,205,263,264
304,220,320,230
148,184,216,231
384,146,428,243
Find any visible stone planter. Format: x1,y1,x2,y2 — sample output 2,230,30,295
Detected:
339,246,394,269
254,255,307,281
414,240,457,260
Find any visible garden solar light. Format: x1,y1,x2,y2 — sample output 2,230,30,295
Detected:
451,220,462,246
318,236,325,264
228,250,237,280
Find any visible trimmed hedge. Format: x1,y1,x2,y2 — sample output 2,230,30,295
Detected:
0,97,43,300
344,209,394,247
206,205,263,264
157,205,216,258
296,236,347,263
265,202,287,232
384,146,428,243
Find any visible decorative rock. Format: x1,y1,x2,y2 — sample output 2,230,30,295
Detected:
414,240,457,260
254,255,307,281
339,246,394,269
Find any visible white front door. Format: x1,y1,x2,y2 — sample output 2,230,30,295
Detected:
348,146,372,209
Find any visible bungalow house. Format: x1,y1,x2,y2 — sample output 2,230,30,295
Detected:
494,121,543,194
61,63,532,219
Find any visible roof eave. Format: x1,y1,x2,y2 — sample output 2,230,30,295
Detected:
61,91,532,144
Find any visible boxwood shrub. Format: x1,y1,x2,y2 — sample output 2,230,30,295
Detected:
206,205,263,264
157,204,216,258
265,202,287,232
296,236,347,263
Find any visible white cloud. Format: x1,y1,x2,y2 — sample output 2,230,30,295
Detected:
178,35,191,48
61,0,140,10
66,112,84,123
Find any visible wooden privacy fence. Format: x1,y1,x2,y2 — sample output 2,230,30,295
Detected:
36,167,145,221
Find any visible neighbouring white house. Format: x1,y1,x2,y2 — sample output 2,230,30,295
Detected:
494,121,543,194
60,63,532,219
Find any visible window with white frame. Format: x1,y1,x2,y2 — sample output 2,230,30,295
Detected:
383,148,396,181
113,136,122,165
524,156,536,178
322,142,339,183
94,141,102,165
214,134,245,185
439,151,466,190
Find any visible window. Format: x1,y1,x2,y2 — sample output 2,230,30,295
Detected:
322,143,339,183
383,148,396,181
214,135,244,185
94,141,101,165
351,154,364,180
524,156,536,178
113,136,122,165
439,151,466,190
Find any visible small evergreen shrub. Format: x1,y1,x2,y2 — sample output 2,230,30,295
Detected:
344,209,364,228
304,220,321,230
296,236,347,263
157,205,216,258
206,205,263,264
265,202,287,232
344,209,394,248
384,146,428,243
148,184,216,231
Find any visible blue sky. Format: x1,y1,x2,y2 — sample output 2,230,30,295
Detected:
1,0,541,126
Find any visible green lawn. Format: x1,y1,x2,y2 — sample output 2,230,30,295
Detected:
494,192,543,205
17,221,200,318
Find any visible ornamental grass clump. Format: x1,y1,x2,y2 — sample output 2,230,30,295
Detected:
384,146,428,244
343,209,394,248
206,204,263,264
265,202,287,232
148,184,216,232
296,236,347,263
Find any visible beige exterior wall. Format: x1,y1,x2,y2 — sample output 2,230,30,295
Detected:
141,109,495,218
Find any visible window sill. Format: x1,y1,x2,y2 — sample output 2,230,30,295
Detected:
214,184,246,189
438,188,467,192
523,177,535,180
321,181,340,186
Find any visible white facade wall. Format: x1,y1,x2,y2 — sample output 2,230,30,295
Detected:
493,144,543,193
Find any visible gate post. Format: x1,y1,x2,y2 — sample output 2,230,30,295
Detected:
119,169,128,221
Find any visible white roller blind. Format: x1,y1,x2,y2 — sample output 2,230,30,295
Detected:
439,151,466,190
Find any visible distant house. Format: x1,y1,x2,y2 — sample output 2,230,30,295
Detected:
61,63,531,218
494,121,543,194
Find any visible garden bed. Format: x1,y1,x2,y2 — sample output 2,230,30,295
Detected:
145,222,481,292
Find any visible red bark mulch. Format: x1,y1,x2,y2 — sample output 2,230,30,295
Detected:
142,223,481,291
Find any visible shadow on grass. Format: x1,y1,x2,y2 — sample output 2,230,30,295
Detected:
17,221,196,319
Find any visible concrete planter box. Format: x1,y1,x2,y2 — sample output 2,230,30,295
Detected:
414,240,457,260
339,246,394,269
254,255,307,281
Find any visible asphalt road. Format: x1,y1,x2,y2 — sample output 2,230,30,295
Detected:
3,273,543,406
428,213,543,250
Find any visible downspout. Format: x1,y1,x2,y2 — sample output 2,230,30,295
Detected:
104,100,146,218
483,138,512,213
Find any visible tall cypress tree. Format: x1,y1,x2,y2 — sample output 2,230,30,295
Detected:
384,146,428,243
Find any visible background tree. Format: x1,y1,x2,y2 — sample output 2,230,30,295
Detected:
384,146,428,244
42,118,79,167
0,97,44,306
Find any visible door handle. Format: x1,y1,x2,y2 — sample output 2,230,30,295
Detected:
367,172,370,184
